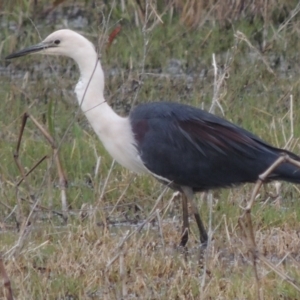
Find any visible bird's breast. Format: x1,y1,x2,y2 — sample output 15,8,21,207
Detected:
95,118,148,175
101,134,148,174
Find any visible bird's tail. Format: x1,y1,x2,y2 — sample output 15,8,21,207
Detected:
270,149,300,184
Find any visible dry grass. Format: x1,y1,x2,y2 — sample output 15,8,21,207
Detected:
2,0,300,29
1,209,300,299
174,0,299,27
1,0,300,299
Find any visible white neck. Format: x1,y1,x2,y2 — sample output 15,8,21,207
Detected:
72,47,147,174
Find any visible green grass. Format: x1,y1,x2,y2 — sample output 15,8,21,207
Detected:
1,1,300,299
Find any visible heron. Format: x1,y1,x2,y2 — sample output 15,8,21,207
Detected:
6,29,300,247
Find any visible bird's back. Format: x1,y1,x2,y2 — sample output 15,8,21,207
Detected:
130,102,300,191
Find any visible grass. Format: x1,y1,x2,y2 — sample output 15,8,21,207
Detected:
1,1,300,299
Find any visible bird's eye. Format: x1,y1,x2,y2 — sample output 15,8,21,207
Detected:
54,39,60,45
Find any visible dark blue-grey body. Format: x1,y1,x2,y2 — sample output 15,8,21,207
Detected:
130,101,300,192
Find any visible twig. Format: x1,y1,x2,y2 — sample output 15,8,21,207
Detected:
119,249,127,298
131,0,150,107
161,191,180,220
108,175,134,216
106,230,130,270
0,256,14,300
4,205,17,223
137,186,168,232
258,254,300,292
97,160,115,205
239,154,300,295
234,31,275,75
277,2,300,34
29,114,68,221
283,95,294,149
156,209,164,247
105,187,168,269
200,192,213,290
209,53,225,115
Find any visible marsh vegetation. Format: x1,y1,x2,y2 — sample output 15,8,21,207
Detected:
1,1,300,298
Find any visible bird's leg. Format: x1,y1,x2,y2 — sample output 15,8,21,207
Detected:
182,186,208,246
180,193,189,247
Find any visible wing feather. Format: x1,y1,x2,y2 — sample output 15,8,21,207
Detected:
130,102,299,191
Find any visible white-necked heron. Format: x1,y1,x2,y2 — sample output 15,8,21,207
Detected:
6,29,300,247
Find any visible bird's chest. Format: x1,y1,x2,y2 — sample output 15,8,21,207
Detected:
100,131,147,174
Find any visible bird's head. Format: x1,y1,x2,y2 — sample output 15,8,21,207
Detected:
6,29,96,61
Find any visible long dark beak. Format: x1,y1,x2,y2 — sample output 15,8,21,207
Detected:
5,42,51,59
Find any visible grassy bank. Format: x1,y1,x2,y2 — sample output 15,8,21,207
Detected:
1,1,300,299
